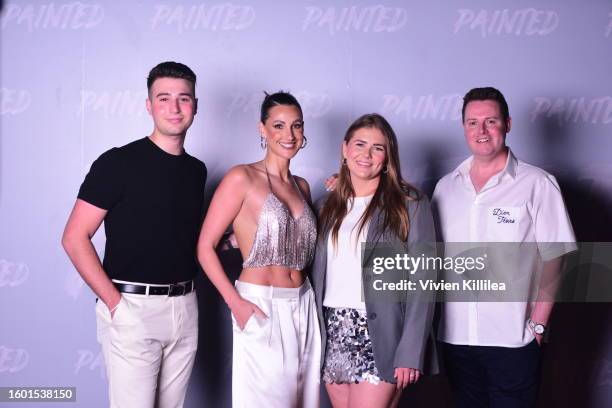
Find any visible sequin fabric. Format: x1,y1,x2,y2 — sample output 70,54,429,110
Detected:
322,307,381,385
242,171,317,271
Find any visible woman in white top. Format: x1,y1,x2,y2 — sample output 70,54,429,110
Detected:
310,113,437,408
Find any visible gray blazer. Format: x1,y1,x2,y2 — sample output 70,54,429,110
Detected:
310,192,439,382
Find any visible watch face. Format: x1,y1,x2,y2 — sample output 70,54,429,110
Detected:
534,324,545,335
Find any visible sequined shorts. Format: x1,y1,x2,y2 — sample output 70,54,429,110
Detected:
322,307,381,385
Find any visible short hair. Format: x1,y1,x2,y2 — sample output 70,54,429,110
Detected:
462,87,510,122
147,62,196,95
260,91,303,123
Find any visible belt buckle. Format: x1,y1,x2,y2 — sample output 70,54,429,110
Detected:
168,282,186,297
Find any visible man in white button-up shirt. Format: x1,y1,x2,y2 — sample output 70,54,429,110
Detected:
432,87,576,408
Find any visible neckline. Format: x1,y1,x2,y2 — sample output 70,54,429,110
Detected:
352,194,374,205
264,165,306,220
145,136,186,159
265,192,306,221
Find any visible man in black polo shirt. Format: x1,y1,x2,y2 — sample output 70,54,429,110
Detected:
62,62,206,408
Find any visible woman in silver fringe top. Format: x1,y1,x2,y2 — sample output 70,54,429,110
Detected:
311,114,438,407
197,92,321,408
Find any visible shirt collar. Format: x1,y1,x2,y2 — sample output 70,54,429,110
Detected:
452,148,518,180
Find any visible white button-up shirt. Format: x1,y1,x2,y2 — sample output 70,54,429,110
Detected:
432,149,576,347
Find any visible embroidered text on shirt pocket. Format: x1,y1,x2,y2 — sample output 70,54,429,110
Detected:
486,206,521,241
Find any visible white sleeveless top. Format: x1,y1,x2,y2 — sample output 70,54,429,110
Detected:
323,195,372,311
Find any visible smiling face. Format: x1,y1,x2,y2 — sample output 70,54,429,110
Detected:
463,99,511,161
342,126,387,183
146,77,197,139
259,104,304,160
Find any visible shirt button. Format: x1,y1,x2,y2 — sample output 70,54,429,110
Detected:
369,313,377,320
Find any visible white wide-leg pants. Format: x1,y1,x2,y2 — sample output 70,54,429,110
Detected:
232,279,321,408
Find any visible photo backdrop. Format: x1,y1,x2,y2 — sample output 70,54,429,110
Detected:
2,0,612,406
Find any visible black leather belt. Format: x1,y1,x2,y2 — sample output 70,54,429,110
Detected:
113,281,194,297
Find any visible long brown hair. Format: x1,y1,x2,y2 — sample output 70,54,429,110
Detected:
320,113,419,247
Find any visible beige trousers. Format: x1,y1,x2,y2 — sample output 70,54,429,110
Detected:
96,289,198,408
232,279,321,408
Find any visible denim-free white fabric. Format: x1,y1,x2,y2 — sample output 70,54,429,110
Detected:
232,279,321,408
96,289,198,408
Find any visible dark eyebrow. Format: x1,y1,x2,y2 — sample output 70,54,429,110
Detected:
155,92,194,98
353,138,386,146
466,115,500,121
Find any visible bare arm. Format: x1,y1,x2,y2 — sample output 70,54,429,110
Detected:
530,256,564,344
61,199,121,313
197,166,265,327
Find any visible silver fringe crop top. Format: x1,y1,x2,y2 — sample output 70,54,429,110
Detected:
242,168,317,270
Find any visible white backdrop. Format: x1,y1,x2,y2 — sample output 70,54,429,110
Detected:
2,1,612,407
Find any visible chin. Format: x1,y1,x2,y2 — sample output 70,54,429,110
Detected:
471,146,493,156
273,149,299,160
160,127,185,136
282,148,298,156
352,171,378,180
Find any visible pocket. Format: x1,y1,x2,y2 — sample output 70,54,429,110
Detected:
232,311,257,334
486,206,522,242
95,297,111,323
110,296,127,323
530,338,542,351
242,312,257,333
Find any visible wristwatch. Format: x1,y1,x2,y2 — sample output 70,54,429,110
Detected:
528,318,546,335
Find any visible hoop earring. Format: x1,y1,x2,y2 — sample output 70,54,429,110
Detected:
300,136,308,149
342,158,347,165
260,136,267,150
383,166,389,174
